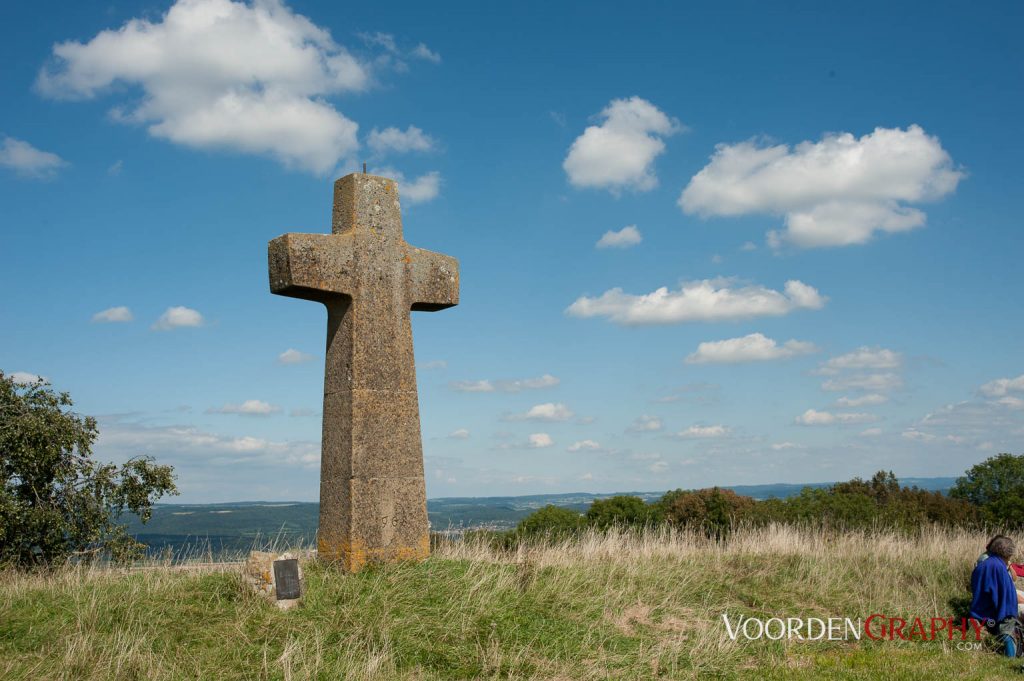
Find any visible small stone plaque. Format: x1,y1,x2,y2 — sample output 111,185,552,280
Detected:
273,558,301,600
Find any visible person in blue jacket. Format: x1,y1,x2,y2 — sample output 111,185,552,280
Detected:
971,535,1020,657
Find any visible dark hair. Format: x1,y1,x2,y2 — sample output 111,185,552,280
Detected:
989,536,1016,561
987,535,1009,554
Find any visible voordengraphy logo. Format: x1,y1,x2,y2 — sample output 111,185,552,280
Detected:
722,614,987,642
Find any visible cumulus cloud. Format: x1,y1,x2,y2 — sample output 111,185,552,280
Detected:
374,166,441,203
685,332,818,364
36,0,372,174
91,306,133,323
567,278,825,326
596,225,642,249
448,428,470,439
411,43,441,63
207,399,280,416
859,428,883,437
679,125,964,248
627,415,663,433
676,424,728,438
795,409,877,426
648,460,669,473
836,394,889,407
278,348,315,364
818,346,901,375
0,136,68,179
9,372,44,384
528,433,554,449
368,125,436,154
980,374,1024,398
451,374,559,393
507,402,574,422
152,306,203,330
567,439,601,452
563,96,681,193
821,373,902,393
770,442,804,451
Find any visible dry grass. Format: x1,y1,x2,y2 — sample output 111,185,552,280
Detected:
0,524,1019,679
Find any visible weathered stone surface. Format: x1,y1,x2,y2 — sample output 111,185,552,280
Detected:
269,173,459,572
244,550,309,609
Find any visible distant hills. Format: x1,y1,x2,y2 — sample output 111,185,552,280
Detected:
124,477,957,557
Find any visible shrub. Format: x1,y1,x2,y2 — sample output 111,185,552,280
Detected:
515,505,584,539
659,487,755,536
585,495,658,530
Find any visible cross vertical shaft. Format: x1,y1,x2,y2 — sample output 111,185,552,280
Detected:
269,173,459,571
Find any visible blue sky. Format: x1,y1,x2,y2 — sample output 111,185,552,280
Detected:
2,0,1022,503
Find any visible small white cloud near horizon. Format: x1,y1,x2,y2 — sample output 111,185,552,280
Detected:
685,332,818,364
563,96,681,193
411,43,441,63
837,394,889,407
278,348,315,364
596,225,642,249
771,442,804,451
528,433,554,449
0,136,68,179
822,373,902,393
507,402,574,422
980,374,1024,398
91,306,133,323
860,427,884,437
567,278,825,326
374,166,441,203
627,414,663,433
676,424,728,439
818,346,901,375
207,399,280,416
795,409,877,426
567,439,601,452
451,374,559,393
448,428,470,440
9,371,44,384
679,125,964,248
152,306,203,330
368,125,436,154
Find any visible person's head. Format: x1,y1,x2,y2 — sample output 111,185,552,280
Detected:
988,535,1016,562
987,535,1009,554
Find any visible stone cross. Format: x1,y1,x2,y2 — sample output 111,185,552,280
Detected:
268,173,459,572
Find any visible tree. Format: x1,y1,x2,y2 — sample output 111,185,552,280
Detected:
0,373,178,566
515,505,584,538
659,487,755,537
951,454,1024,526
585,495,658,530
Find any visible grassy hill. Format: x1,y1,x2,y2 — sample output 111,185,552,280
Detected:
2,524,1018,679
121,477,959,557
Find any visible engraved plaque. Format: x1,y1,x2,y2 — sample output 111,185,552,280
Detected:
273,558,301,600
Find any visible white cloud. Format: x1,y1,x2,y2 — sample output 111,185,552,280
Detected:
278,348,315,364
685,332,818,364
676,424,728,438
980,374,1024,398
627,414,663,433
37,0,372,174
368,125,436,154
648,460,669,473
795,409,877,426
679,125,964,248
567,278,825,326
207,399,280,416
596,225,642,249
420,360,447,370
374,166,441,203
152,306,203,330
821,373,903,393
836,394,888,407
528,433,554,449
563,96,681,193
818,346,901,375
108,159,123,175
9,372,44,384
411,43,441,63
567,439,601,452
91,306,133,323
448,428,470,440
770,442,804,451
0,136,68,179
451,374,559,393
859,428,883,437
740,241,757,252
507,402,574,422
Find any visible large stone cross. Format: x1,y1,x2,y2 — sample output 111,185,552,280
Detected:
268,173,459,572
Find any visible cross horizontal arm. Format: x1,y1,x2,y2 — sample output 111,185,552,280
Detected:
269,232,355,301
409,248,459,311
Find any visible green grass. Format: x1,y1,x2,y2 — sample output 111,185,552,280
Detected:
1,525,1021,679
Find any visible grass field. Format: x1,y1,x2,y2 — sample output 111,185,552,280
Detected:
1,525,1020,679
